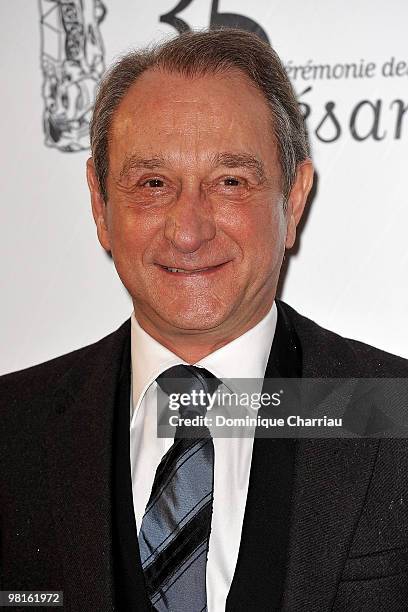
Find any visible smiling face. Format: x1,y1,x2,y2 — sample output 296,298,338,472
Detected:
88,68,313,358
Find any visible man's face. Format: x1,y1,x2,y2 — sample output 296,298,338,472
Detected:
88,68,312,344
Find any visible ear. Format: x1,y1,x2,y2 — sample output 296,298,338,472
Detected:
86,157,111,252
285,160,314,249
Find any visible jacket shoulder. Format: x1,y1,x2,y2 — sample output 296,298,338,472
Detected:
0,319,131,404
278,300,408,377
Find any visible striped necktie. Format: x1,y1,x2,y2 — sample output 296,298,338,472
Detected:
138,365,220,612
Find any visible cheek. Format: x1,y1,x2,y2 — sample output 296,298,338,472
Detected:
227,203,287,266
107,205,159,263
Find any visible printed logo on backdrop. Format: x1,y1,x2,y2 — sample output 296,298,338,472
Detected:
39,0,107,152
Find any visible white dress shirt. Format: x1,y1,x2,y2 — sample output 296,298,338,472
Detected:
130,302,277,612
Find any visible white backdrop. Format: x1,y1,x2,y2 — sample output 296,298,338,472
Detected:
1,0,407,375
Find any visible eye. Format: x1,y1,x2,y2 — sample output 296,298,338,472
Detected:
222,177,241,187
142,178,165,188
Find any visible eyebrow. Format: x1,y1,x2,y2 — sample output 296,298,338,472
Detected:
119,155,166,180
118,152,266,181
211,153,266,181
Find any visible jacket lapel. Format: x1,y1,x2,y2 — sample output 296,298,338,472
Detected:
228,300,380,611
43,321,131,612
112,332,152,610
279,301,380,610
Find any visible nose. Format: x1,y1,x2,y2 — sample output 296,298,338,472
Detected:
164,187,216,253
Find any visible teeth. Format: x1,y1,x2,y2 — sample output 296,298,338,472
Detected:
165,267,209,273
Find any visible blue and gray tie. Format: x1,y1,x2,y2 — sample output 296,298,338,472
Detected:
138,365,220,612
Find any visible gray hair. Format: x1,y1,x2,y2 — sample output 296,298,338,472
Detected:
90,28,310,203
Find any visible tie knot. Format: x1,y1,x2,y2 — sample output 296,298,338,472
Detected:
156,365,220,418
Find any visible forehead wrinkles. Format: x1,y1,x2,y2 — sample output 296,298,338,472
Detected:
127,102,232,139
111,70,258,140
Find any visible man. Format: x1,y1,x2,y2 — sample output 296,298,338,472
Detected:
1,29,408,612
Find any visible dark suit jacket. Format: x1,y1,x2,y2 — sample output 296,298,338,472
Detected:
1,300,408,611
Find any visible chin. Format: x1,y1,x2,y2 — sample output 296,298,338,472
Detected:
158,302,232,332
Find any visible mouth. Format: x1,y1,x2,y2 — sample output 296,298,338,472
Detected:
156,261,230,275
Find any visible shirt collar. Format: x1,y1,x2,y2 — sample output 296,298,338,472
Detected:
130,301,277,419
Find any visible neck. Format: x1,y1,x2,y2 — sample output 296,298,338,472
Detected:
134,302,274,363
